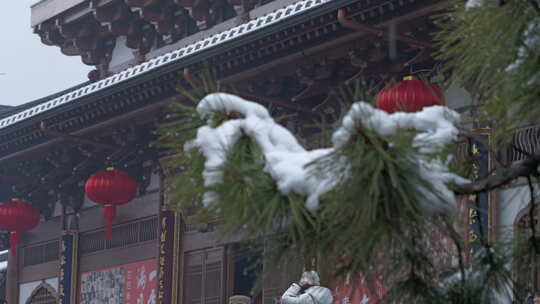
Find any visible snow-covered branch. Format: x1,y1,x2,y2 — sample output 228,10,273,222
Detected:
186,93,467,214
453,152,540,194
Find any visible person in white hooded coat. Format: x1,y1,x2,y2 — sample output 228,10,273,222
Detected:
281,271,333,304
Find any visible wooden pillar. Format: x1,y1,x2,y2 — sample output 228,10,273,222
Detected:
58,230,79,304
157,207,182,304
5,248,19,304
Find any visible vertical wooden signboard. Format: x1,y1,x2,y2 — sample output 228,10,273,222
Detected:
158,208,181,304
58,231,78,304
467,132,492,259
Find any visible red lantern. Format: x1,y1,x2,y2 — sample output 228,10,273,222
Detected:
376,76,444,114
0,198,40,256
85,168,137,239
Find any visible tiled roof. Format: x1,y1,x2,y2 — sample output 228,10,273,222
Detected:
0,81,90,119
0,106,12,115
0,0,332,131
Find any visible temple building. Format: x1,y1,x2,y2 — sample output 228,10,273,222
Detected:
0,0,538,303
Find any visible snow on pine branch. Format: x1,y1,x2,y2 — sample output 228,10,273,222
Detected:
332,102,461,153
332,100,468,213
465,0,484,9
506,17,540,73
186,93,467,213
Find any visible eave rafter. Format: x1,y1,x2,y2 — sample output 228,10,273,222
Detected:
34,21,65,46
33,0,238,79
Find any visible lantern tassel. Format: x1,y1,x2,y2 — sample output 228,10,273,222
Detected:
10,231,19,257
103,205,116,240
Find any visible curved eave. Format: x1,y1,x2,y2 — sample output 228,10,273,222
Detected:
0,0,343,133
0,0,439,160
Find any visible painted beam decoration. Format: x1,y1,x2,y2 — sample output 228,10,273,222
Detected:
467,131,491,257
158,208,181,304
58,231,78,304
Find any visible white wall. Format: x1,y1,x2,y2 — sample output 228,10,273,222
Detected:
498,184,531,240
19,277,58,304
444,84,473,111
52,201,63,217
147,171,160,193
110,36,135,68
443,84,474,129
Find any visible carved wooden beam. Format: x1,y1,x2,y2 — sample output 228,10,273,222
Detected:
191,0,211,22
57,191,85,213
174,0,196,6
125,0,214,35
227,0,255,14
59,21,83,40
337,9,433,50
92,1,130,25
135,161,155,195
57,17,114,70
25,189,56,219
74,35,100,52
60,39,82,56
92,2,141,36
40,121,119,151
138,33,155,57
292,58,343,102
34,22,65,46
125,0,164,8
135,5,165,22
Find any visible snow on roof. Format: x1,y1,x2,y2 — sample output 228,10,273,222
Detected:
0,0,332,132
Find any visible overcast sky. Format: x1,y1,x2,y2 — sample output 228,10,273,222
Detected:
0,2,92,107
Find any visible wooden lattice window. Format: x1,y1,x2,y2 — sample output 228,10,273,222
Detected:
184,247,225,304
25,282,58,304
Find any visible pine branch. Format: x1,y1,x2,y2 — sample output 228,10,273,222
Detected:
454,152,540,194
528,0,540,13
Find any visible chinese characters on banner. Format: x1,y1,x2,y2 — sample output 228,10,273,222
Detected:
157,209,180,304
466,134,491,258
80,259,157,304
58,231,78,304
331,274,385,304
